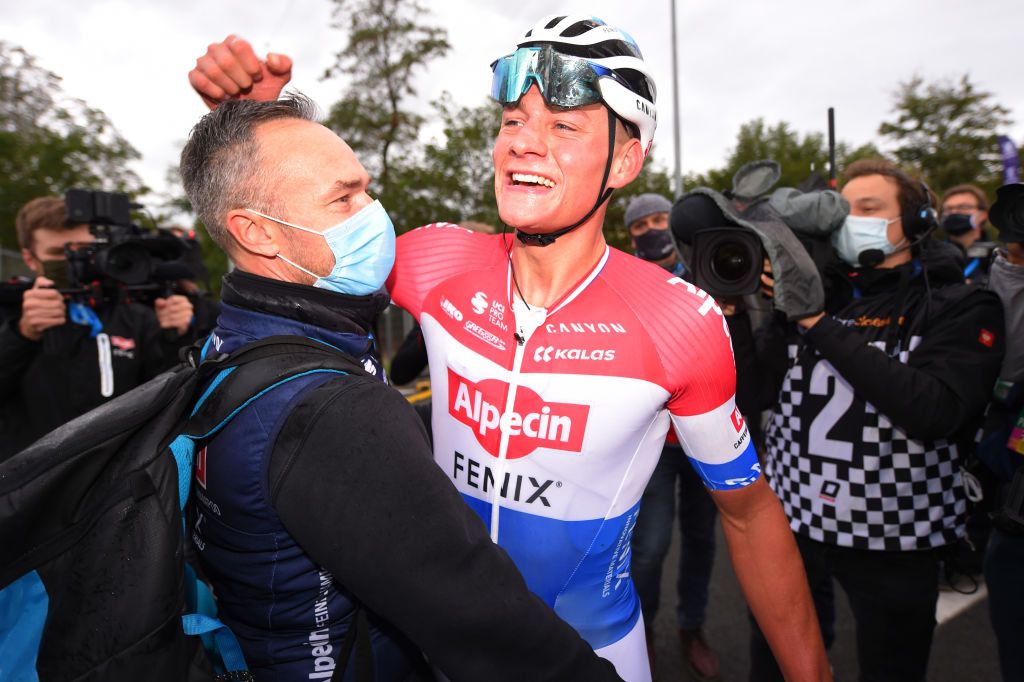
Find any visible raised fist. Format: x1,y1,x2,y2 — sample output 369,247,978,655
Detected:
188,35,292,109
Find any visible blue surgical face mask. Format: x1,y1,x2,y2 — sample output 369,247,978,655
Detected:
246,200,396,296
832,214,902,267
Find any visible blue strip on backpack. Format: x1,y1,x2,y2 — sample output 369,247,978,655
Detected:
0,571,47,682
182,614,248,672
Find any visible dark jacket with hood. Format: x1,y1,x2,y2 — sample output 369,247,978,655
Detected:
735,242,1005,551
191,271,622,682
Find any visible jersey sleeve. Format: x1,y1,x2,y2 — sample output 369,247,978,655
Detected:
655,277,761,491
387,225,511,321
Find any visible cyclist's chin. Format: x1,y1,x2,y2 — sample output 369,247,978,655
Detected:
498,197,575,234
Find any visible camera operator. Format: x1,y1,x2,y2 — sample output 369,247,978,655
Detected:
940,183,998,284
735,159,1005,681
0,196,193,459
979,183,1024,682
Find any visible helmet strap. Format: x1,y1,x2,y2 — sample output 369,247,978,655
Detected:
516,107,617,247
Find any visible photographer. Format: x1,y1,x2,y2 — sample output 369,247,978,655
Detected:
980,183,1024,682
724,159,1004,681
0,196,192,459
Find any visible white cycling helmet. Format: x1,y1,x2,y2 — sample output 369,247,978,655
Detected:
491,14,658,156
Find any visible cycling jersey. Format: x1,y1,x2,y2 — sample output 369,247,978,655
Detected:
388,225,759,681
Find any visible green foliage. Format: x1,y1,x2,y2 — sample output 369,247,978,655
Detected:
687,118,885,194
879,74,1012,194
322,0,450,207
388,94,502,232
0,42,146,250
158,164,230,296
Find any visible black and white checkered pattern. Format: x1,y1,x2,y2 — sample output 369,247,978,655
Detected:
765,344,966,551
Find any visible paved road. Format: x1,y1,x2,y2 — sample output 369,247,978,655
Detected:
647,523,1000,681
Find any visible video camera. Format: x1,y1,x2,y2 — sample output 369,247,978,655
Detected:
670,160,847,299
62,189,198,297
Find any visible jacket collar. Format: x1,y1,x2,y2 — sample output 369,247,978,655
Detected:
220,270,389,337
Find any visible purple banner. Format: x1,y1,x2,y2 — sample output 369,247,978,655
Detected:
998,135,1020,184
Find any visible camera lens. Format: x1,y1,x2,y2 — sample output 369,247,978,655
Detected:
711,241,752,283
691,227,764,297
99,242,152,285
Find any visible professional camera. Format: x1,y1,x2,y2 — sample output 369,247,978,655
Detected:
62,189,194,296
670,194,764,297
670,160,847,298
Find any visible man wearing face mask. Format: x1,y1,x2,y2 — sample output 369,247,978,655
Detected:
0,196,192,460
740,158,1006,681
177,94,623,681
625,193,686,276
940,184,998,283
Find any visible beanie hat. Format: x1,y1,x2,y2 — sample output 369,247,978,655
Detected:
625,193,672,230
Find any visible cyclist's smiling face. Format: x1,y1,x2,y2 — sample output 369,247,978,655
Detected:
492,86,614,233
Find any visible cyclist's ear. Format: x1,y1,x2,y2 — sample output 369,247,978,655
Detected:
608,131,644,190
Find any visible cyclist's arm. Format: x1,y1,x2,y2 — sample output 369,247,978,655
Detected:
269,375,622,682
712,480,832,682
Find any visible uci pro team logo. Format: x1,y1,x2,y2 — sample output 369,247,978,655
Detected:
447,368,590,459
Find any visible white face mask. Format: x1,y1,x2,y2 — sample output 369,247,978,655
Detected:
832,215,902,267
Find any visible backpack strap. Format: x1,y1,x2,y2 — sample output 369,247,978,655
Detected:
331,605,375,682
170,336,370,513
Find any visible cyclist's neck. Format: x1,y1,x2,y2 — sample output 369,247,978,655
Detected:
510,224,607,308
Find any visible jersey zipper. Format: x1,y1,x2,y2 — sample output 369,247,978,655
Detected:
488,302,546,543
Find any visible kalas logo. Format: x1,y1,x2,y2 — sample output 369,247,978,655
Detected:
448,368,589,459
533,346,616,363
471,291,488,315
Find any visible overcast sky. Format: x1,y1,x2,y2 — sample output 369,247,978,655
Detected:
4,0,1024,216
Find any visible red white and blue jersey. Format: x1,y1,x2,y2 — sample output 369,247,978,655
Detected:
388,225,759,680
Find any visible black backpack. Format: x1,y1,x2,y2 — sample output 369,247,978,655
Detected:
0,336,370,681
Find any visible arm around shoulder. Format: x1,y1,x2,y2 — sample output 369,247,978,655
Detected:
270,375,621,682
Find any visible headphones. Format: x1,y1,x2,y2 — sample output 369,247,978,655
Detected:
902,180,939,240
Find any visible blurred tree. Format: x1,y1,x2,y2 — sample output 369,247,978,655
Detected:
389,94,501,232
0,42,145,250
322,0,450,210
160,164,229,296
879,74,1012,194
687,118,884,194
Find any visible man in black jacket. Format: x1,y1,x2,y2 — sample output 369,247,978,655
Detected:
741,159,1005,681
178,93,621,681
0,197,193,459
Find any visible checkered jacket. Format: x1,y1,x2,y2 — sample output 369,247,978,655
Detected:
750,261,1005,550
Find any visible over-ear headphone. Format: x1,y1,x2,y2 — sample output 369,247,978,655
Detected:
902,181,939,240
